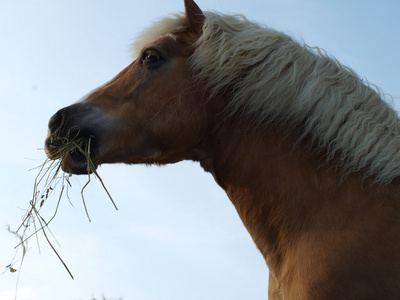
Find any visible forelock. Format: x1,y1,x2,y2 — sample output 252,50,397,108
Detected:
131,13,188,58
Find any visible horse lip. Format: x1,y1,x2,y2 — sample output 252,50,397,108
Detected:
44,135,99,175
61,152,98,175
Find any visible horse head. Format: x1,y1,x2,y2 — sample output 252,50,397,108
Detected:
45,0,211,174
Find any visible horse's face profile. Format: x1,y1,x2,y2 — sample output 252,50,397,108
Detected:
45,1,208,174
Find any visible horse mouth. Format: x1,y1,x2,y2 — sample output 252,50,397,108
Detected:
45,135,98,175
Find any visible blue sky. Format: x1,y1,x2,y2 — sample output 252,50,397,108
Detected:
0,0,399,299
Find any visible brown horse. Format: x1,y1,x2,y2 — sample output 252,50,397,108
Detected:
45,0,400,298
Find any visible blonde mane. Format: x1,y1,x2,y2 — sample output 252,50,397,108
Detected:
134,12,400,183
132,13,188,57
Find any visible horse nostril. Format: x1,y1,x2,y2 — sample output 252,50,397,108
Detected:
48,112,64,134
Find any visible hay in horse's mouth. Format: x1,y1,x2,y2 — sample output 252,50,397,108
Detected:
45,134,98,175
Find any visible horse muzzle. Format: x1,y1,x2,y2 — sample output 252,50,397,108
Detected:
45,103,106,174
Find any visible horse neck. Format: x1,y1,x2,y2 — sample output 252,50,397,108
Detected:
200,113,399,277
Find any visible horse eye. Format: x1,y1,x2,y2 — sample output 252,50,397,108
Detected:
145,53,159,62
141,49,162,68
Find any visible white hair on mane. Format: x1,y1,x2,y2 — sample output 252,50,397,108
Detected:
132,13,188,57
133,11,400,183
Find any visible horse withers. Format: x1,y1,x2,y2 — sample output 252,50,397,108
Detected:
45,0,400,298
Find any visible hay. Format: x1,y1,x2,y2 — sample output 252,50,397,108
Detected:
7,135,117,280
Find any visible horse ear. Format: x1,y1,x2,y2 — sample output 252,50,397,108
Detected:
184,0,205,33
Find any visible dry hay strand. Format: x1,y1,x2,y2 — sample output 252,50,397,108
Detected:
8,135,117,280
